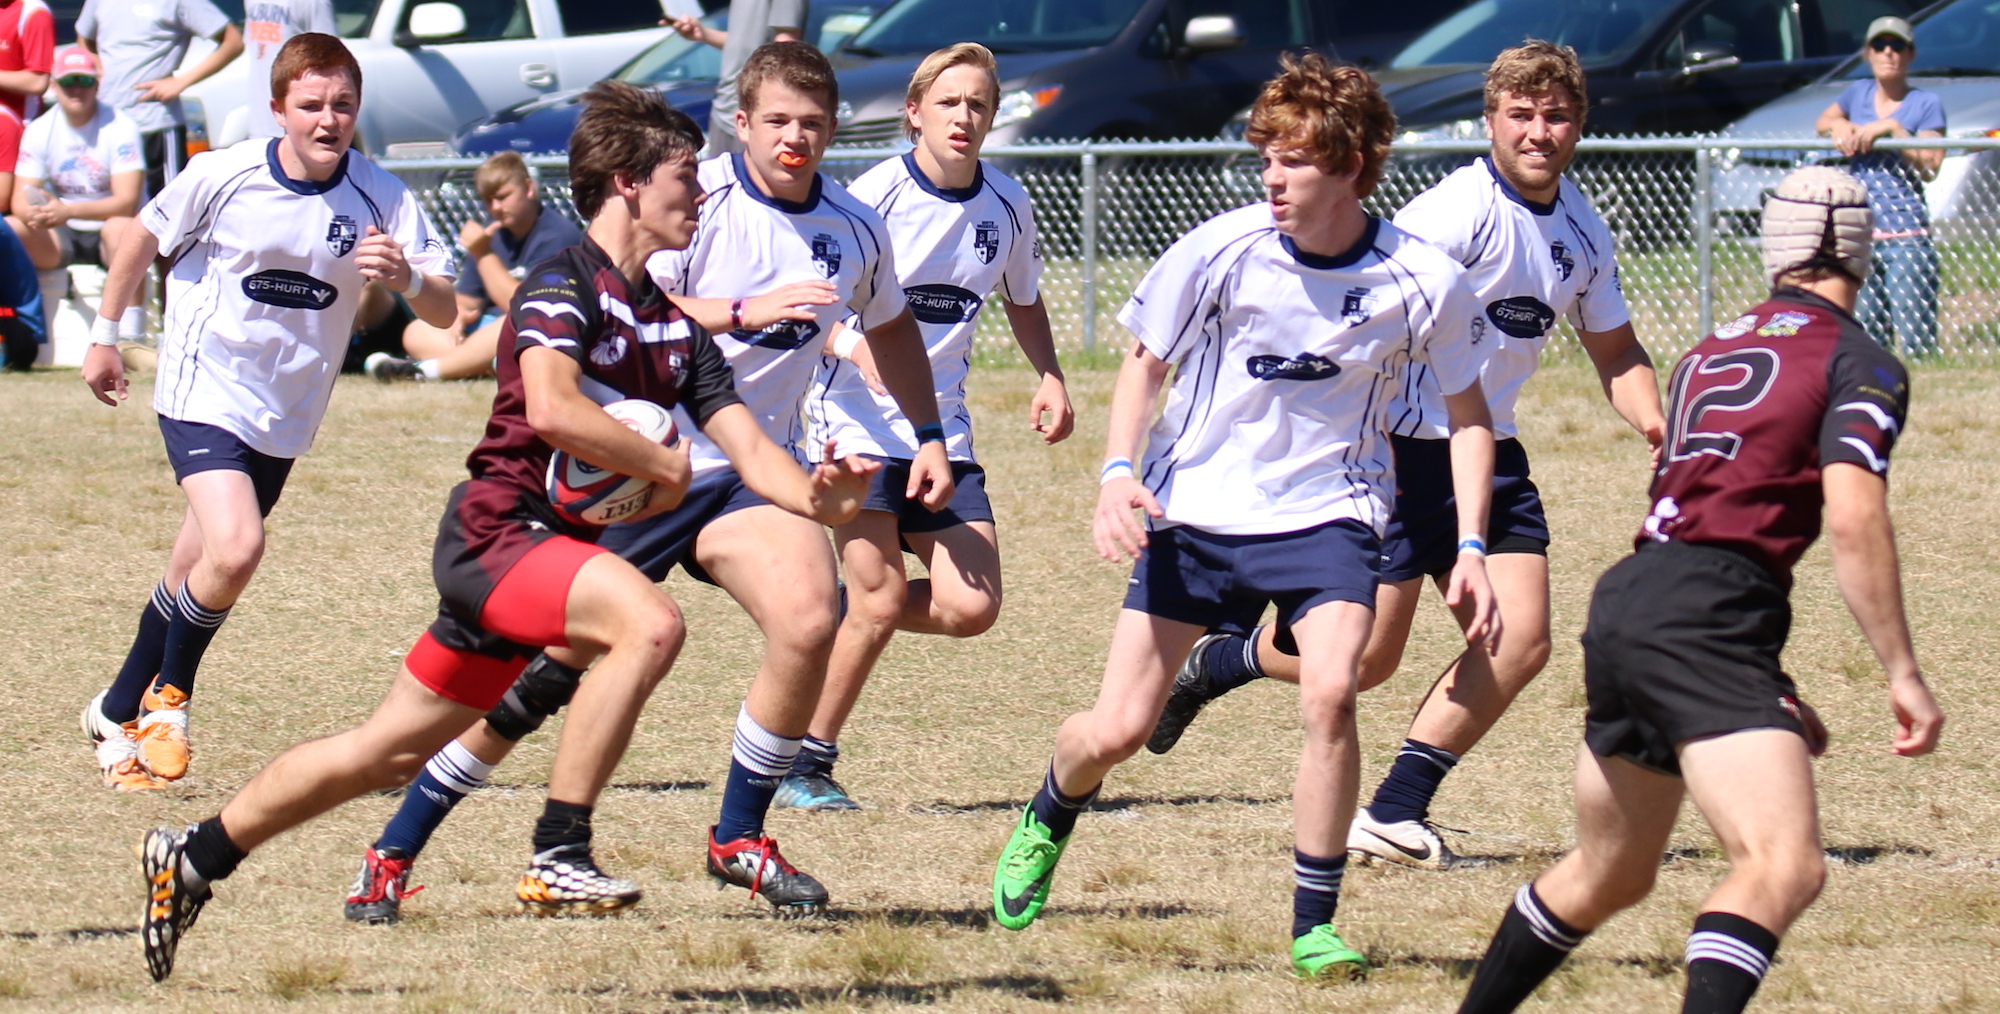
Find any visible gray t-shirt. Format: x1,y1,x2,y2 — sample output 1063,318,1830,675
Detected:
77,0,234,134
245,0,337,138
707,0,807,154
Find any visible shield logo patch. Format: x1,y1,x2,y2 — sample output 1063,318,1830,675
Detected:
811,234,841,278
1341,286,1377,325
326,216,358,257
973,221,1000,264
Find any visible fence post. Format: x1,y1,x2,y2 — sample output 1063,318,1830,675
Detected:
1695,145,1714,338
1080,148,1099,354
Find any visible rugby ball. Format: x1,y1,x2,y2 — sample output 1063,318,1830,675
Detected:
546,399,679,526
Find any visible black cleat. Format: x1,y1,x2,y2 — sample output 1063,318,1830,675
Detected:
1147,632,1229,755
344,846,422,925
707,827,829,913
140,825,211,982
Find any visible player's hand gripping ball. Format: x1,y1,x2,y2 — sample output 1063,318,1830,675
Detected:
546,399,679,525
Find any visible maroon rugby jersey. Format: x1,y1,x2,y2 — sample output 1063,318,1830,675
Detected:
1639,287,1909,588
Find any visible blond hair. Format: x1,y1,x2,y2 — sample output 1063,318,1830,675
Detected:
904,43,1000,141
1484,40,1587,120
1245,53,1395,200
474,150,532,201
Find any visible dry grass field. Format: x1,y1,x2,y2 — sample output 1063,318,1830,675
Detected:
2,353,1996,1013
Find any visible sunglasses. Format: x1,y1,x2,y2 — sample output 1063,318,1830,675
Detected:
1868,37,1911,53
56,75,98,88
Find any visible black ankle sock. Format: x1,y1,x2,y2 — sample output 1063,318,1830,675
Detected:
103,582,175,723
531,799,593,853
1458,883,1588,1014
184,816,246,884
1682,911,1779,1014
790,736,838,777
1368,739,1461,825
1027,765,1098,842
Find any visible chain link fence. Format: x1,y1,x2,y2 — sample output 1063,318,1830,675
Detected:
385,136,2000,365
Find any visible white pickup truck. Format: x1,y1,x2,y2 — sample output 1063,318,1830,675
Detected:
181,0,694,154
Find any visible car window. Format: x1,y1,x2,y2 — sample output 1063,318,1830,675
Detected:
401,0,534,42
1332,0,1470,40
1183,0,1310,48
844,0,1149,57
1817,0,1919,54
812,3,887,52
556,0,662,36
1675,0,1801,65
1391,0,1679,68
1838,0,2000,77
617,11,723,83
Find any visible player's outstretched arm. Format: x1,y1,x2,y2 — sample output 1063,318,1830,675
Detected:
668,281,840,334
81,222,164,405
520,345,692,509
1003,296,1074,444
867,309,957,509
1092,341,1169,561
702,405,880,525
1823,461,1943,756
1577,322,1665,461
1441,380,1501,652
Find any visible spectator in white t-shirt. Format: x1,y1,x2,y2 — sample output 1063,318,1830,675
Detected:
5,45,146,338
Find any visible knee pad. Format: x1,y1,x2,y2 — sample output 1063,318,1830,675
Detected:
482,654,586,742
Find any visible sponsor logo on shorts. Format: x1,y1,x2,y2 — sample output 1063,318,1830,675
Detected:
242,269,337,310
904,284,983,324
1247,352,1341,381
1714,314,1758,339
325,215,357,257
810,234,841,278
1487,296,1556,339
1756,310,1811,337
973,221,1000,264
734,318,822,351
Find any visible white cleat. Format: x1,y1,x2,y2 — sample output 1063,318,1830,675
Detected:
1347,808,1455,870
82,691,164,792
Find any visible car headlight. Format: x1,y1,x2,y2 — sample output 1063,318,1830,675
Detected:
994,86,1062,130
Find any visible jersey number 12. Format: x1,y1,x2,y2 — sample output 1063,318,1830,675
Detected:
1663,348,1780,466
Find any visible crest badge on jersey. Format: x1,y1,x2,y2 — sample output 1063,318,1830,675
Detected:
1550,240,1574,281
1715,314,1759,340
973,221,1000,264
326,216,358,258
1756,310,1812,337
1341,287,1377,325
810,234,841,278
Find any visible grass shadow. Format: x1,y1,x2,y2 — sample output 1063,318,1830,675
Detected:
654,975,1068,1008
912,792,1290,815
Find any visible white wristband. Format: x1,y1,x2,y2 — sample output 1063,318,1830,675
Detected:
398,270,423,299
1100,458,1134,485
1457,535,1487,558
90,314,121,347
831,328,862,360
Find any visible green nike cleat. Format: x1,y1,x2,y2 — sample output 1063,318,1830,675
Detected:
1291,924,1368,981
992,809,1068,931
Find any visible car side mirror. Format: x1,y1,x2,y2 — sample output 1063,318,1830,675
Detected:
397,2,468,46
1182,14,1246,55
1682,41,1740,76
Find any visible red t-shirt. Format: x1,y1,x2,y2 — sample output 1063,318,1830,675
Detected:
0,0,55,122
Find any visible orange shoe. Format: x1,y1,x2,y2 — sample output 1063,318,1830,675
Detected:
82,691,165,792
136,685,193,780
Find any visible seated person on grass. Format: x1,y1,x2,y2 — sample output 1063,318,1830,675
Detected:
366,150,579,381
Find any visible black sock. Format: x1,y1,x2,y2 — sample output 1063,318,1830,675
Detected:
1682,911,1779,1014
1458,883,1589,1014
1368,739,1461,825
1200,630,1267,695
103,582,175,723
790,736,838,778
182,816,246,887
1027,764,1098,842
531,799,593,853
157,582,230,698
1291,849,1347,938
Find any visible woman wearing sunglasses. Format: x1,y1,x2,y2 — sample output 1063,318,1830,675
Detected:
1814,15,1945,357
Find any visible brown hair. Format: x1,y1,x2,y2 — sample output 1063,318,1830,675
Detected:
1244,52,1395,199
1483,40,1587,120
567,80,703,220
903,43,1000,141
270,33,362,106
474,151,532,201
738,41,838,117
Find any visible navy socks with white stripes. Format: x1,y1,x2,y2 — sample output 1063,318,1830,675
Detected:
1368,739,1461,825
1457,883,1588,1014
376,740,497,857
1292,850,1348,938
1199,630,1268,696
1027,764,1099,842
790,735,839,778
1682,911,1778,1014
157,581,230,698
716,705,802,843
103,581,176,723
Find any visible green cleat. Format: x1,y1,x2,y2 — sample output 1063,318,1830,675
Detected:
1291,924,1368,981
992,809,1068,931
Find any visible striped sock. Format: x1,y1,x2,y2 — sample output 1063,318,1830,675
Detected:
157,581,230,698
1368,739,1461,825
715,705,801,842
1457,883,1589,1014
104,581,175,723
1291,849,1348,938
790,735,838,777
1682,912,1778,1014
375,740,497,857
1027,764,1099,842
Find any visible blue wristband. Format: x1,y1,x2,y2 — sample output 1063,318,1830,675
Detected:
1457,536,1487,557
915,423,946,446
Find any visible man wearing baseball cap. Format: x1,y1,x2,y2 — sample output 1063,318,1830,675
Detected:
5,45,148,343
1814,14,1946,356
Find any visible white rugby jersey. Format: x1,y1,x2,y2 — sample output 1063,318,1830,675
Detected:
147,140,453,458
1120,205,1489,537
805,153,1041,462
648,153,905,476
1388,157,1629,440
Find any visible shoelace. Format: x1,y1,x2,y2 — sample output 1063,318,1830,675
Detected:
1003,836,1059,880
730,837,795,899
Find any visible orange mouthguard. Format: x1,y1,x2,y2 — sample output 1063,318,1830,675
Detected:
777,152,809,168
